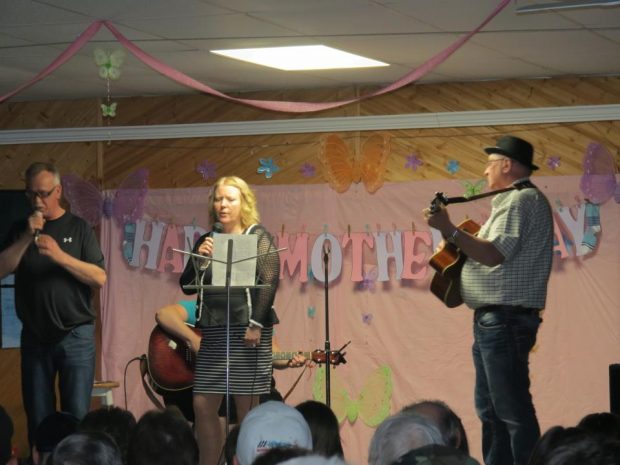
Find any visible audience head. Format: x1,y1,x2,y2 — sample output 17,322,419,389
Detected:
295,400,344,458
78,406,137,464
251,446,310,465
0,406,14,465
368,412,444,465
50,432,122,465
577,412,620,441
33,411,80,465
127,406,198,465
401,400,469,454
236,401,312,465
529,425,620,465
389,444,480,465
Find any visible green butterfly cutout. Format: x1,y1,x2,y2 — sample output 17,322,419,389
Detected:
101,102,117,118
94,48,125,80
463,179,486,198
312,364,392,427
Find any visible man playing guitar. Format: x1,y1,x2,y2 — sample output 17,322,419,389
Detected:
423,135,554,465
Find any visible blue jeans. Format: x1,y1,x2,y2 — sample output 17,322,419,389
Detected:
20,324,95,446
473,306,541,465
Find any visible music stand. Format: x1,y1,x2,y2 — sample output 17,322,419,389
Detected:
174,237,284,434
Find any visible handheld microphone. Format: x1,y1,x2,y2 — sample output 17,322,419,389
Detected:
212,222,224,235
33,210,43,242
200,222,224,270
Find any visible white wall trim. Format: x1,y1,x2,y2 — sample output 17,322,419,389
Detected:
1,104,618,145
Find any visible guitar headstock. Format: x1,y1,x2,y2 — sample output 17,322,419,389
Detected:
429,192,449,214
310,350,346,366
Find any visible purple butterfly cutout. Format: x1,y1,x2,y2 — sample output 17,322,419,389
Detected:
197,160,217,182
546,156,561,170
357,267,378,291
61,169,149,227
299,163,316,178
405,154,423,171
580,142,618,205
362,313,373,325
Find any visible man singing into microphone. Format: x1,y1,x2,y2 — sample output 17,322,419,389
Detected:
0,162,106,452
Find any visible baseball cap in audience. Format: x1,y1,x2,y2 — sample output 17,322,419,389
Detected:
236,401,312,465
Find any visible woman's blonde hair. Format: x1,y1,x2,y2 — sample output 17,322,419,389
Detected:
208,176,260,229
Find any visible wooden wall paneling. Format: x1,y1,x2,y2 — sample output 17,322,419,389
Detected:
0,142,100,190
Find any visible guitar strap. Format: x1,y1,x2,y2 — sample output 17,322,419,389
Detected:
441,179,536,206
282,364,309,402
139,355,166,410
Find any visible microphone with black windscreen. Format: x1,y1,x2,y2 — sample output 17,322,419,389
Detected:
33,209,43,242
200,221,224,270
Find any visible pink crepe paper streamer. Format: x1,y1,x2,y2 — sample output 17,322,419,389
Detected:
0,21,103,104
1,0,510,112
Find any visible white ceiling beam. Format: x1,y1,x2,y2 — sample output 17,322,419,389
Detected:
1,104,618,145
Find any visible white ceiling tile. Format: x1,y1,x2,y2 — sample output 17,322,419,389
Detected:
0,0,618,102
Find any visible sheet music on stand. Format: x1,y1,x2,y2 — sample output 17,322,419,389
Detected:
212,234,258,286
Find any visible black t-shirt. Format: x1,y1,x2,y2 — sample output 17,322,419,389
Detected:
2,212,105,342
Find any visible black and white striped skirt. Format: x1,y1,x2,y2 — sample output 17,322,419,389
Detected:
194,325,273,395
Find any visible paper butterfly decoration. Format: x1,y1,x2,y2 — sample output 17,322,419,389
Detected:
463,179,486,198
300,163,316,178
546,156,561,170
61,169,149,262
100,102,117,118
579,142,619,205
257,158,280,179
94,48,125,80
196,159,217,182
319,133,391,194
405,153,423,171
357,266,378,292
446,160,460,174
313,365,392,427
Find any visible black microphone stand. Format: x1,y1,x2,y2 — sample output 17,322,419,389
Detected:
224,238,234,435
323,242,331,407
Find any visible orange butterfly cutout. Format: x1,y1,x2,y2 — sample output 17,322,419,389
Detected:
319,133,391,193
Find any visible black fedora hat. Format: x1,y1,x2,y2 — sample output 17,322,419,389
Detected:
484,135,538,170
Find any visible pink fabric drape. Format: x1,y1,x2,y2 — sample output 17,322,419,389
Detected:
100,177,620,465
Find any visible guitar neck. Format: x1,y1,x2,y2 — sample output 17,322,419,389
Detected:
272,351,311,361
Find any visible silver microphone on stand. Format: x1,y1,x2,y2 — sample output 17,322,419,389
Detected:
200,221,224,270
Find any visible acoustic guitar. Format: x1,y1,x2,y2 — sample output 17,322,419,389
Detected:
147,324,346,392
427,191,482,308
429,218,480,308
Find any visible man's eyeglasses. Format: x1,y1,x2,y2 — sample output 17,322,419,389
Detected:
25,186,58,200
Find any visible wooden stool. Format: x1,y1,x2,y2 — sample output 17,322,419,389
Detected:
92,381,120,406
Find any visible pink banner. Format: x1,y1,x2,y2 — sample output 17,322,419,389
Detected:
1,0,510,111
100,177,620,465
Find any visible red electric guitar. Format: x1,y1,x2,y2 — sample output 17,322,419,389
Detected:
146,324,346,392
